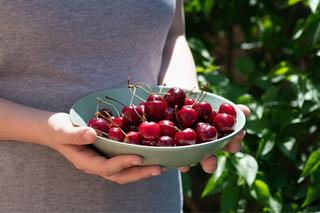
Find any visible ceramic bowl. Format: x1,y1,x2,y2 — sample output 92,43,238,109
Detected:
69,87,246,168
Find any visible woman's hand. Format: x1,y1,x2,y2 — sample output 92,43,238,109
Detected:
45,113,164,184
179,104,251,173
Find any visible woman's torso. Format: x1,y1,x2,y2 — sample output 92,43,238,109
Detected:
0,1,182,212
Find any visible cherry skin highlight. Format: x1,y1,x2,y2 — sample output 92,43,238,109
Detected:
87,117,109,134
174,128,197,146
164,87,186,108
138,121,161,141
218,103,236,117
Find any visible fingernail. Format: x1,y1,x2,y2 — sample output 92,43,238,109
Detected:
83,129,95,143
131,160,142,166
151,171,161,176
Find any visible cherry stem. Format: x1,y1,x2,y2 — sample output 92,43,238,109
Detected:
158,123,181,132
104,96,126,108
96,97,120,116
174,105,183,130
128,86,146,103
135,82,153,94
159,82,166,94
94,129,109,137
129,86,146,122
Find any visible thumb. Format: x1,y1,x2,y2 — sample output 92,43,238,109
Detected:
63,126,97,145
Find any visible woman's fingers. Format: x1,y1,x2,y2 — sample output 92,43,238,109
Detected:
57,144,163,184
237,104,251,118
200,155,218,174
106,166,164,185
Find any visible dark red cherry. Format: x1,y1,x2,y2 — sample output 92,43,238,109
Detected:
138,102,147,113
158,120,178,138
211,110,218,122
147,94,167,107
138,121,161,141
165,107,176,122
174,128,197,146
218,103,236,117
176,107,199,128
108,127,125,142
87,117,109,134
185,97,196,106
122,105,144,126
193,101,212,122
98,108,113,119
124,131,142,145
141,139,157,146
108,116,128,131
156,136,175,146
212,113,236,133
164,87,186,108
144,100,167,121
195,122,217,143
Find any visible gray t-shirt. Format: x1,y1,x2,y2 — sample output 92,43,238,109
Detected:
0,1,182,212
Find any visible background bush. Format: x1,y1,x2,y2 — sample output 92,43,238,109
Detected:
183,0,320,212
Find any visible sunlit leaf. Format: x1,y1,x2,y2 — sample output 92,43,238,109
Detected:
300,150,320,179
256,129,276,158
232,153,258,186
250,179,270,204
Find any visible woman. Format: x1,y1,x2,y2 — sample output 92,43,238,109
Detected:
0,0,249,212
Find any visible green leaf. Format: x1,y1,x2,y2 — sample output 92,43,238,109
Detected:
203,0,215,18
202,155,228,197
181,173,192,198
288,0,303,6
250,179,271,205
308,0,320,13
302,167,320,207
256,129,276,158
269,193,283,213
235,56,255,75
221,179,239,212
277,137,297,162
232,153,258,186
300,150,320,179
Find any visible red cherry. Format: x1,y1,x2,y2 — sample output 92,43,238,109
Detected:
108,127,125,142
165,107,176,122
138,102,147,113
185,97,196,106
138,121,161,141
124,131,142,145
195,122,217,143
158,120,178,138
98,108,113,119
141,139,157,146
193,101,213,122
211,110,218,122
146,94,167,107
212,113,236,133
176,107,199,128
144,100,167,121
156,136,175,146
87,117,109,134
174,128,197,146
108,116,128,131
122,105,144,126
164,87,186,108
218,103,236,117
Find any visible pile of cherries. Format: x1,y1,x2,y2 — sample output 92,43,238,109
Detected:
87,85,237,147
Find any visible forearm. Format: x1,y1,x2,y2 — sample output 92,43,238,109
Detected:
0,98,53,144
159,35,198,90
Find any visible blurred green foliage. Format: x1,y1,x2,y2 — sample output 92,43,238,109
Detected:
183,0,320,212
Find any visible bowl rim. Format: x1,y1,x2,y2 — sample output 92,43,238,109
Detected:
70,86,246,150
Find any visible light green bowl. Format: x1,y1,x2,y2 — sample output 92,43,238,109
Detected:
69,87,246,168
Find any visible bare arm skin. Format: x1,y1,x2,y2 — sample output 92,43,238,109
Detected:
159,0,251,173
0,99,164,184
